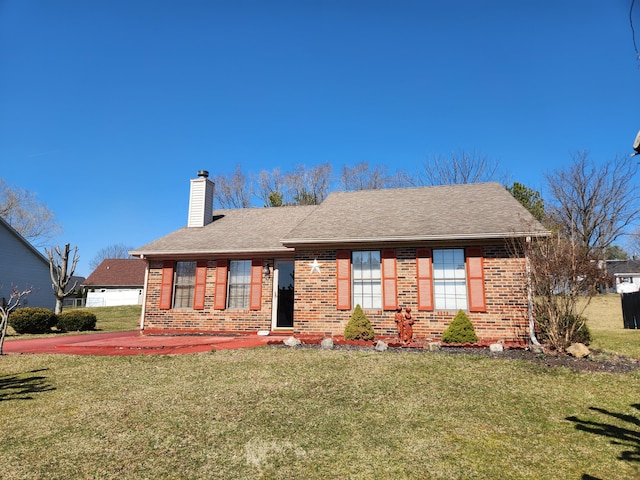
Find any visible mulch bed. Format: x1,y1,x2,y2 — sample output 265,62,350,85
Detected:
272,341,640,374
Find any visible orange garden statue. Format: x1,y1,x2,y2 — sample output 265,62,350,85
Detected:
394,307,415,344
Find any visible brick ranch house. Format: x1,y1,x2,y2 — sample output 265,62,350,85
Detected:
131,171,549,345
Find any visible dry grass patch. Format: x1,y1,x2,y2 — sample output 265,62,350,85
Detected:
1,348,639,479
583,294,640,358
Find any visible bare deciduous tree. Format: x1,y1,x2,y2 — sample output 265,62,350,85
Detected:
89,243,135,271
0,285,32,355
419,150,505,186
545,151,640,256
339,162,413,191
521,233,608,352
0,178,61,246
256,168,286,207
286,162,332,205
46,243,79,314
626,229,640,257
340,162,389,191
213,165,252,209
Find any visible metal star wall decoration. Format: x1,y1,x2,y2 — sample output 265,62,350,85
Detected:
309,258,322,274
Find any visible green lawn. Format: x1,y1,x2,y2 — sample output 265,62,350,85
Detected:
583,294,640,358
2,347,639,479
2,297,640,478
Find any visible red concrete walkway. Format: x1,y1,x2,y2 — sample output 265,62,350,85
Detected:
2,331,276,356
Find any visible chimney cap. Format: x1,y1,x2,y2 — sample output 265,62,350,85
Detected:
197,170,209,178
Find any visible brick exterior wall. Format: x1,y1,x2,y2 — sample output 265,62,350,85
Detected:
141,242,530,344
143,259,274,334
294,244,529,344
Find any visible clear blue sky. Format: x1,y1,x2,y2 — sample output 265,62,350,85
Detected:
1,1,639,276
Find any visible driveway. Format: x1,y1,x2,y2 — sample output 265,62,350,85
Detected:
2,331,275,356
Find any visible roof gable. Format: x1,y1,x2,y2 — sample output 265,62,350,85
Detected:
282,183,549,246
83,259,146,287
0,216,49,266
132,183,549,257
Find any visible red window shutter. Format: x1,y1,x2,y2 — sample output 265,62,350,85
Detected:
159,261,174,310
416,248,434,311
249,259,263,310
466,247,486,312
214,259,228,310
381,249,397,310
193,260,207,310
336,250,351,310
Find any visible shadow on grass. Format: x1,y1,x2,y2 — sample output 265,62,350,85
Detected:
567,404,640,479
0,368,55,401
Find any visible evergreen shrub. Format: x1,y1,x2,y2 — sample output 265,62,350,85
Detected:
9,307,57,334
441,310,478,344
56,310,97,332
344,304,375,341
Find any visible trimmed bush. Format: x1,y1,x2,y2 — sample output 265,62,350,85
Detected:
441,310,478,344
344,304,375,341
9,307,57,334
56,310,97,332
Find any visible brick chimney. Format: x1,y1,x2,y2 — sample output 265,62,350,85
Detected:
187,170,215,227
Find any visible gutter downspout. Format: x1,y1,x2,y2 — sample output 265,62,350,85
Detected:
139,257,149,332
526,236,540,346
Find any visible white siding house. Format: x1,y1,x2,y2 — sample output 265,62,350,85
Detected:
0,216,55,309
606,259,640,293
83,259,146,307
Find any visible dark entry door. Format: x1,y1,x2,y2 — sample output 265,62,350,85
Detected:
275,260,294,328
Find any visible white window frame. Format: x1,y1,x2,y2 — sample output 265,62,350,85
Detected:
352,251,382,309
227,260,251,309
173,261,196,309
433,249,468,310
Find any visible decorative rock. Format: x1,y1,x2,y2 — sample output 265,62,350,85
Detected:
427,342,441,352
257,330,270,336
489,343,504,353
374,340,388,352
566,342,590,358
320,337,334,350
529,343,544,355
283,336,301,347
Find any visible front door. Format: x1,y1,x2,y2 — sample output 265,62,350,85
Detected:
272,260,294,329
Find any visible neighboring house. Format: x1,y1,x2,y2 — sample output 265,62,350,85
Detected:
606,259,640,293
0,216,55,309
131,171,549,344
83,259,146,307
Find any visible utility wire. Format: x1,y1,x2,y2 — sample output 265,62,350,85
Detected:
631,0,640,61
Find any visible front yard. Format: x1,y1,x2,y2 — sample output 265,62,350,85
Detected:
2,295,639,478
2,345,639,479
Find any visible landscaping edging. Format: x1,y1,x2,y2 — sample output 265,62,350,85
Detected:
269,335,640,374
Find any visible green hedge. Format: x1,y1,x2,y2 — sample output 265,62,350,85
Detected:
56,310,97,332
9,307,57,334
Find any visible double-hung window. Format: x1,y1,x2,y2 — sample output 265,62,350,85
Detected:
433,249,468,310
173,261,196,308
227,260,252,309
352,251,381,309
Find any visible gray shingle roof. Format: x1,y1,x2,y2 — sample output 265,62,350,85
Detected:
282,183,549,246
131,206,316,257
131,183,549,257
606,259,640,275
